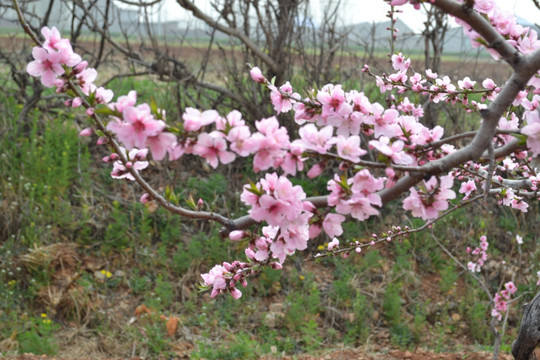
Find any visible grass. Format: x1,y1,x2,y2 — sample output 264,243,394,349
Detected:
0,70,539,359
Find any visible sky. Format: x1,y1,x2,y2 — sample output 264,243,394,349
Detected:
151,0,540,33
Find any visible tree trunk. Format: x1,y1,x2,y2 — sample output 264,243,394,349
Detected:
512,291,540,360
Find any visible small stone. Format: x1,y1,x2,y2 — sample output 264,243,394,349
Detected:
451,313,461,322
94,270,106,281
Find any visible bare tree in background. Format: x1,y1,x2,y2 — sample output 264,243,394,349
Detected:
0,0,360,124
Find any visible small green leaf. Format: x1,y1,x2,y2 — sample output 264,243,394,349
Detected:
511,133,528,145
94,107,120,117
150,96,159,116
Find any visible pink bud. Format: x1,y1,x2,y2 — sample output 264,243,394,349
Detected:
79,127,92,137
249,67,265,83
110,153,119,161
74,61,88,74
245,248,255,259
86,108,95,116
140,193,152,203
72,97,82,108
125,161,133,169
102,156,110,163
97,136,108,145
197,198,204,210
229,230,246,241
230,288,242,299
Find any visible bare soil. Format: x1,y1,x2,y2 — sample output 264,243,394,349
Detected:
3,347,525,360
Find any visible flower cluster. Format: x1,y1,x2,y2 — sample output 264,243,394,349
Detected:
466,235,489,273
403,175,456,220
491,281,518,321
200,261,250,299
327,170,385,221
22,0,540,302
240,173,314,263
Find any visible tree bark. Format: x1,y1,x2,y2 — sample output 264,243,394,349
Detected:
512,291,540,360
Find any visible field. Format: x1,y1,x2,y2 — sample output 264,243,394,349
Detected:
0,29,539,359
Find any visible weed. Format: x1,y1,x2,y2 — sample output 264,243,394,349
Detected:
17,314,60,355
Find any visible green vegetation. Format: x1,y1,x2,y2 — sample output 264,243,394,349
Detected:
0,72,539,359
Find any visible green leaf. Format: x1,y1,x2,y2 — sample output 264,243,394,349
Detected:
150,96,159,117
511,133,528,145
94,107,120,117
88,90,96,107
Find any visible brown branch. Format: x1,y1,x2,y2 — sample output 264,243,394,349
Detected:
175,0,280,73
433,0,520,67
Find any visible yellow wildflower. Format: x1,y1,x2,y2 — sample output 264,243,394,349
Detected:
100,269,113,278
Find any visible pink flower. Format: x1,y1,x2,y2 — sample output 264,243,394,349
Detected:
504,281,518,294
201,265,227,298
110,90,137,112
146,132,177,161
327,238,340,250
317,84,347,117
76,67,97,95
322,213,345,238
403,175,456,220
249,117,290,172
193,131,236,169
335,135,366,163
522,110,540,156
281,143,305,176
107,105,165,149
299,124,333,154
110,148,149,181
41,26,70,52
270,82,296,114
182,108,218,132
391,53,411,72
26,47,65,87
458,77,476,90
459,179,477,198
369,136,414,165
227,125,254,157
482,78,497,90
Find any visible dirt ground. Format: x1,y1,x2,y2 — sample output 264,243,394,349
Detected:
3,347,522,360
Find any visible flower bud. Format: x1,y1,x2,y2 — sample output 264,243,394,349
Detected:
140,193,152,203
97,136,108,145
72,97,82,108
249,66,265,83
229,230,246,241
74,61,88,74
79,127,92,137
